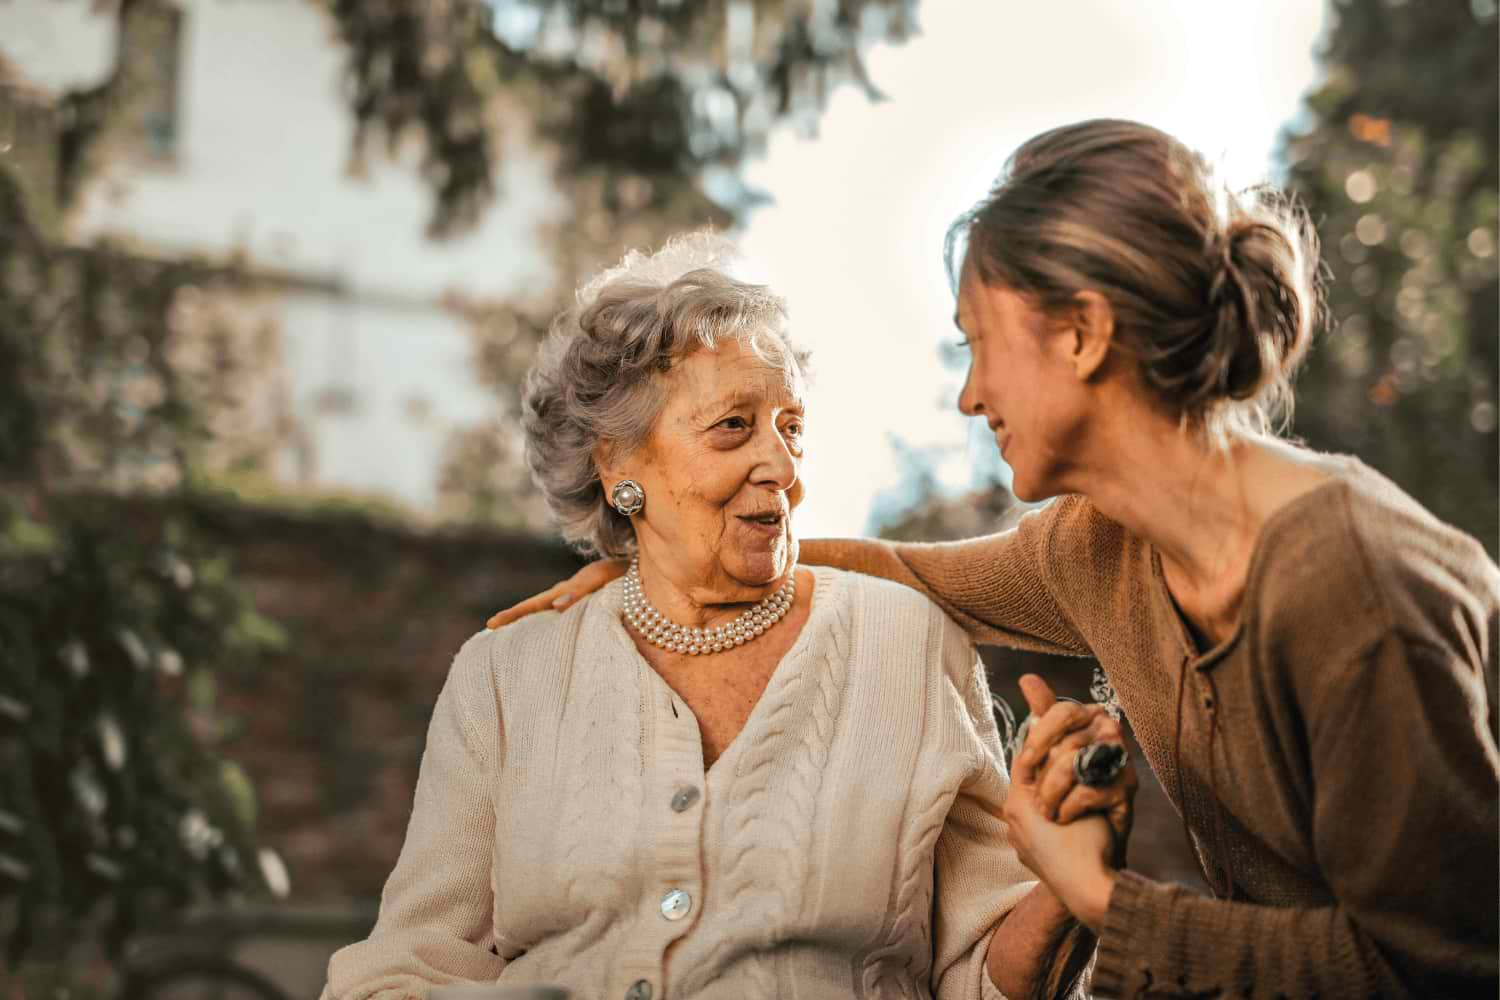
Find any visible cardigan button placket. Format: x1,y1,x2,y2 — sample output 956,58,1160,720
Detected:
659,888,692,921
670,786,700,812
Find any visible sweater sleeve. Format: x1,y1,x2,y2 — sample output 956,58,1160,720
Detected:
1091,631,1500,999
322,633,507,999
802,501,1090,656
929,614,1091,1000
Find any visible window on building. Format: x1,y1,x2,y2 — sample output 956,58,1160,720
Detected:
118,2,184,161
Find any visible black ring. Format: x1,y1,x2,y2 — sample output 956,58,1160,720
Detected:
1074,742,1128,788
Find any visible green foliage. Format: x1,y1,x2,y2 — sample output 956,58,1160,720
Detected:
326,0,918,235
0,125,282,962
327,0,920,521
0,499,283,962
880,2,1499,558
1283,0,1498,554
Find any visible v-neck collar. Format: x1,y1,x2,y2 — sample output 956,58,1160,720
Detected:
596,565,839,778
1146,460,1356,671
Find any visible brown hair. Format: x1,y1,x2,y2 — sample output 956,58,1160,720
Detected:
948,119,1324,439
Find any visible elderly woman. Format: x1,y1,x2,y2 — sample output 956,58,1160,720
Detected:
322,235,1125,1000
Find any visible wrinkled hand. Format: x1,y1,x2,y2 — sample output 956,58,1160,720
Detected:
1011,674,1137,852
486,559,627,630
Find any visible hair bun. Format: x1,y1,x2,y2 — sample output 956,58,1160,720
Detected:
1200,200,1320,409
951,120,1326,439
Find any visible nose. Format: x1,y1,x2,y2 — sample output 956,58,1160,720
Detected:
958,364,984,418
750,424,799,493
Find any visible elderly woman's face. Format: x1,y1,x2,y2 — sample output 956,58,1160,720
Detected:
624,337,805,593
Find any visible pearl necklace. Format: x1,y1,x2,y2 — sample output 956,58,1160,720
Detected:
622,557,795,655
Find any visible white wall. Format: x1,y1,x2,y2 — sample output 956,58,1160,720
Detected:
3,0,564,509
271,289,496,508
0,2,116,92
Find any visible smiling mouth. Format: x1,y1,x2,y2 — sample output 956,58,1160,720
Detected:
739,512,786,529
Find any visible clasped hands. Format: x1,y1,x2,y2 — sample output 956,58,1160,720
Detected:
1003,674,1138,934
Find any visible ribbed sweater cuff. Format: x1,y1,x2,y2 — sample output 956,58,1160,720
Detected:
1090,869,1163,998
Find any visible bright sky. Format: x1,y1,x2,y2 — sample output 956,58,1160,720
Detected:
736,0,1327,538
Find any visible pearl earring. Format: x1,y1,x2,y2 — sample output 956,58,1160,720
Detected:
610,479,645,516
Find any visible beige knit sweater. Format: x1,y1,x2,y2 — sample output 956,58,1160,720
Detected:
322,567,1042,1000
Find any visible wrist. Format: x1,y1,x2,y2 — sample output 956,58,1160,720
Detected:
1071,867,1117,934
1030,878,1072,919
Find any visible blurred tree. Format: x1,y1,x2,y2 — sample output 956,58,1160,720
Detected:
2,1,311,969
0,164,286,967
1283,0,1499,555
868,432,1014,542
1,0,925,970
341,0,922,526
878,1,1498,560
327,0,918,236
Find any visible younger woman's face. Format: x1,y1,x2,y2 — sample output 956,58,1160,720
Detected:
954,267,1092,502
612,337,805,598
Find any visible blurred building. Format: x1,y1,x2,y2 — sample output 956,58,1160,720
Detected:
2,0,562,513
1,3,583,988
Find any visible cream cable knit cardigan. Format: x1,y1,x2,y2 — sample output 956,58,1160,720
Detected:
322,567,1044,1000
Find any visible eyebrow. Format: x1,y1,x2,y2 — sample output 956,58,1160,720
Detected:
693,390,805,422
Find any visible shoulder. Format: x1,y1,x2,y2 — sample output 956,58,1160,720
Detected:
482,599,583,652
1026,493,1146,614
443,627,501,698
825,564,963,631
831,562,938,610
913,494,1134,588
1034,492,1129,550
817,565,979,680
1251,462,1500,671
459,594,599,692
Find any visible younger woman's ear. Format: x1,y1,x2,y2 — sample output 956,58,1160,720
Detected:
1068,290,1115,381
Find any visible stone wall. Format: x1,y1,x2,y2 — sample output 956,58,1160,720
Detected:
171,495,583,903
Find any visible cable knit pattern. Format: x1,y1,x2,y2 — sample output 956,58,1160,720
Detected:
678,596,852,996
787,599,851,915
862,610,982,998
861,784,951,998
688,665,800,997
558,641,643,960
323,567,1040,1000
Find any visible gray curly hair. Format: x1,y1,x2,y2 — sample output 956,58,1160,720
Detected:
522,232,810,558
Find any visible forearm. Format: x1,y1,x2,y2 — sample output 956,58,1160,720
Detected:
799,535,1004,640
800,537,915,582
800,532,1089,656
1092,870,1437,999
986,883,1096,1000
